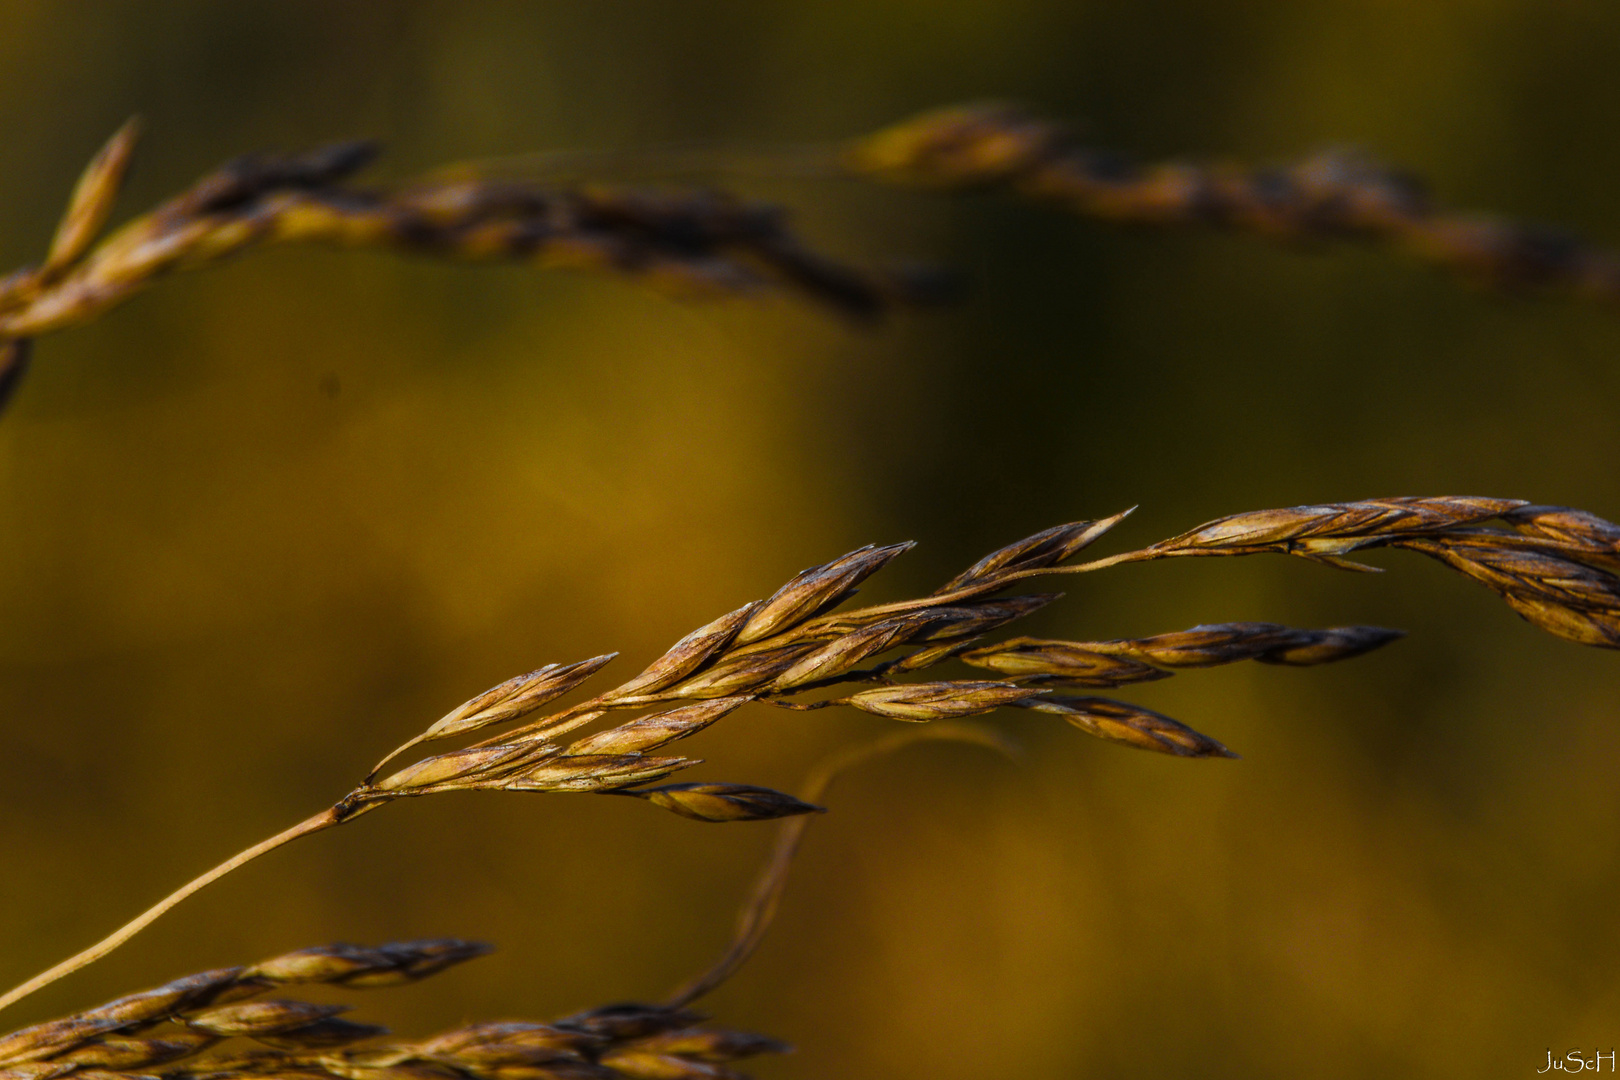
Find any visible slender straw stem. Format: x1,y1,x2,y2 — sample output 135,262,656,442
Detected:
1004,547,1160,578
417,140,843,184
861,547,1160,619
665,723,1014,1008
0,805,343,1015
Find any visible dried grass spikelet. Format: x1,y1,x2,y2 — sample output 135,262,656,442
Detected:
0,939,786,1080
958,623,1406,688
846,103,1620,306
8,493,1618,1012
0,122,946,415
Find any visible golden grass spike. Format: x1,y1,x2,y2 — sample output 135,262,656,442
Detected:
8,498,1613,1011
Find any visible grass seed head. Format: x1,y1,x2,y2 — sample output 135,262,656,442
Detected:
44,119,142,276
1022,695,1237,758
631,783,825,823
563,698,751,757
428,654,618,740
959,637,1171,686
609,605,761,700
733,542,914,646
935,513,1130,594
842,681,1036,721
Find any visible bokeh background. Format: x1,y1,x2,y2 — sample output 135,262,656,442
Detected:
3,2,1620,1076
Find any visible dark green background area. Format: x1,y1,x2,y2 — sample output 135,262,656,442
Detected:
3,3,1619,1076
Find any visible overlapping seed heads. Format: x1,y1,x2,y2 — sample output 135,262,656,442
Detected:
0,942,784,1080
363,512,1166,805
0,941,491,1067
13,496,1615,1011
366,495,1620,813
1146,496,1525,560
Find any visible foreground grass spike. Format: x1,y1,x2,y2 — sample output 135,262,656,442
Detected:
959,638,1170,687
848,103,1620,307
609,604,761,700
9,494,1616,1012
0,941,784,1080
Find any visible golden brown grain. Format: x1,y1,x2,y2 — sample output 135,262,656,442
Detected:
7,493,1617,1012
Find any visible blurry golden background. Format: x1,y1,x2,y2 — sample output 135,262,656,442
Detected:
3,2,1620,1076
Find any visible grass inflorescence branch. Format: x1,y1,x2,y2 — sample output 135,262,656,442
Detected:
847,103,1620,305
12,106,1620,415
4,493,1617,1014
0,119,947,413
